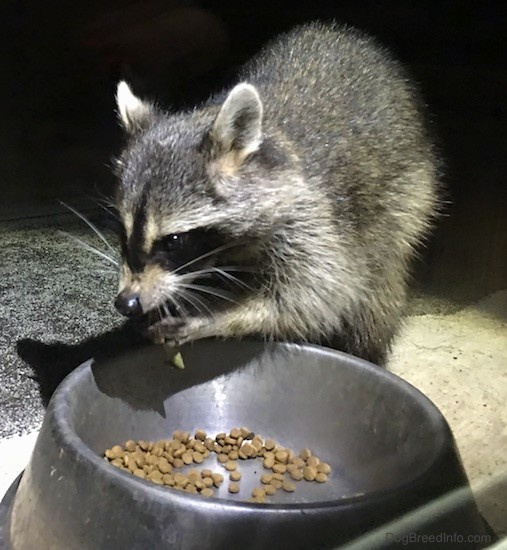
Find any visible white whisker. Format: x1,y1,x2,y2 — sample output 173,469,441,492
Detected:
60,201,117,256
179,283,239,304
59,231,119,266
212,267,255,291
172,241,245,275
175,287,215,318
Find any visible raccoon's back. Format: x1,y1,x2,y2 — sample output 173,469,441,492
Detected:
239,22,438,233
241,23,427,153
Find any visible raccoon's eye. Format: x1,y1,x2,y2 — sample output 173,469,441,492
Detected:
162,233,186,252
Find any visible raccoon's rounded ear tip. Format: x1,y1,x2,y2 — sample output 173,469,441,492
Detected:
233,82,261,100
116,80,132,100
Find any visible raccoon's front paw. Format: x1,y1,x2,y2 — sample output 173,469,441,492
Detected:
148,317,208,347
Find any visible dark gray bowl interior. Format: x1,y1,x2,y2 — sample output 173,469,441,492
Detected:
3,341,489,549
70,342,442,502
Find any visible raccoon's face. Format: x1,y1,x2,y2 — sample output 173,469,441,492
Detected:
113,81,271,322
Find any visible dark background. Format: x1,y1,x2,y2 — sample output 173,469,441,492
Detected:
0,0,505,301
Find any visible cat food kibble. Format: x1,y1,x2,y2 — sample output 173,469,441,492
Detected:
104,428,331,503
229,470,242,482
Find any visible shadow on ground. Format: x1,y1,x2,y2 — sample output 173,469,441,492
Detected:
16,321,148,407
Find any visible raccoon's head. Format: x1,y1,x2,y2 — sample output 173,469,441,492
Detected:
113,81,296,321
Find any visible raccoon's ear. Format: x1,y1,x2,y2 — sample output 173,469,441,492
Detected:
116,81,155,134
211,83,263,158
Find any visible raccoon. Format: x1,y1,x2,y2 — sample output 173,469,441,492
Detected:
112,22,439,365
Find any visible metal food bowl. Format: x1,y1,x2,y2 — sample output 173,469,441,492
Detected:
0,341,491,549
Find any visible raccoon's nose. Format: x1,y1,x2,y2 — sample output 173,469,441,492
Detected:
114,291,143,318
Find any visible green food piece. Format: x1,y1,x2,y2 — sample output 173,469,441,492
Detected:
163,344,186,369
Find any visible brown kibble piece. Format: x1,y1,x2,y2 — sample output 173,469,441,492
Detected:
270,479,283,489
306,456,320,468
185,485,197,494
187,471,200,483
228,450,239,461
249,496,266,504
194,442,206,453
317,462,331,475
133,469,145,479
260,472,273,484
174,472,188,486
315,473,328,483
124,440,136,452
224,461,237,472
215,432,227,441
264,484,277,496
303,466,317,481
203,477,214,487
194,429,207,441
282,480,296,492
290,469,304,481
272,472,285,481
240,427,253,438
163,474,175,486
241,444,255,457
300,448,312,460
275,450,289,463
173,447,185,458
194,479,205,491
192,451,204,464
252,487,266,498
201,488,214,497
148,471,164,484
217,453,228,464
252,437,263,450
173,458,184,469
264,439,276,451
228,482,240,494
147,454,159,466
152,445,163,457
182,452,193,465
229,471,242,482
272,463,287,474
212,473,224,487
290,457,305,468
201,469,212,478
230,428,241,439
263,457,275,469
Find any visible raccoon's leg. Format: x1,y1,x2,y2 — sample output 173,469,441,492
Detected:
323,327,390,367
148,296,277,347
322,298,404,367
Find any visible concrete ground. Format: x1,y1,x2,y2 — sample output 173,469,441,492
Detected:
389,290,507,538
0,213,505,543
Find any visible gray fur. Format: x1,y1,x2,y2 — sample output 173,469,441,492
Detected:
114,23,440,365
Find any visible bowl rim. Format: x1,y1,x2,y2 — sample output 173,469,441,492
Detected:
48,340,455,514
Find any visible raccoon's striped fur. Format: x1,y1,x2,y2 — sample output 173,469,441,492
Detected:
113,22,439,365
